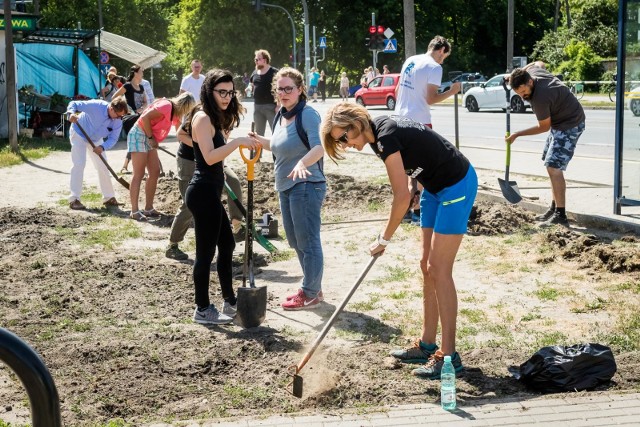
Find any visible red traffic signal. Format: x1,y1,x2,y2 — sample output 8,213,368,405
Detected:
369,25,376,34
377,25,385,34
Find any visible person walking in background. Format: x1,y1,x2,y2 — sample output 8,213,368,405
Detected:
383,64,390,75
100,72,119,101
339,72,350,101
141,78,155,104
395,35,461,226
65,96,128,210
250,49,278,137
318,70,327,103
185,69,260,325
309,67,320,102
180,59,205,96
127,92,196,221
365,66,376,84
507,61,585,226
114,64,149,174
321,102,477,380
246,67,326,310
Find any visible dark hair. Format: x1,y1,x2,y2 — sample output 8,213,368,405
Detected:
127,64,142,82
427,35,451,54
509,68,531,90
198,69,245,132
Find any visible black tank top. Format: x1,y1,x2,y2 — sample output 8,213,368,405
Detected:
191,128,225,193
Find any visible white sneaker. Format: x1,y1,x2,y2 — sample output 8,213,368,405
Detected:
222,302,237,317
193,304,233,325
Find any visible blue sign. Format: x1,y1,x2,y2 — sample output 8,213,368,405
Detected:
319,36,327,49
100,64,111,76
99,51,110,64
383,39,397,53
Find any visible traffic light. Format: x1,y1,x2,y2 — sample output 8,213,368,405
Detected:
376,25,386,50
368,25,377,50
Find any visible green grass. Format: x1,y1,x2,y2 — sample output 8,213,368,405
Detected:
55,217,142,250
350,293,381,312
223,384,270,406
533,331,568,348
616,280,640,294
366,200,385,212
459,308,487,324
570,296,607,313
270,249,295,262
603,311,640,351
372,265,414,285
0,136,70,168
520,312,542,322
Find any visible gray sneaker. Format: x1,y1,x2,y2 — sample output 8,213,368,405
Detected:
389,339,439,364
193,304,233,325
222,301,237,317
166,244,188,261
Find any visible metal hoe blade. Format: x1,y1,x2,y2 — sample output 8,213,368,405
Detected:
499,77,521,204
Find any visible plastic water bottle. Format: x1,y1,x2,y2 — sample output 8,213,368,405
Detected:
440,355,457,411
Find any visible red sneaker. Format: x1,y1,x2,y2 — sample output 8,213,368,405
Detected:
282,291,322,310
286,289,324,302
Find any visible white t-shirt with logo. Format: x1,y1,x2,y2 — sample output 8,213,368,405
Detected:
180,74,205,98
394,53,443,125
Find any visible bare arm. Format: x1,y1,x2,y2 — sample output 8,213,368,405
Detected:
192,112,260,165
112,86,126,100
506,117,551,144
426,82,461,105
370,152,412,256
177,126,193,147
139,108,163,148
288,145,325,181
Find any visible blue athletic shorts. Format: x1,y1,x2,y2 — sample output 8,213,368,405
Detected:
419,165,478,234
127,125,152,153
542,121,585,171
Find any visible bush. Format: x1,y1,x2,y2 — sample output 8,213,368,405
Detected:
556,40,603,81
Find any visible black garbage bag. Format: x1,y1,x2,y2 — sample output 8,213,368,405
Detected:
509,343,616,393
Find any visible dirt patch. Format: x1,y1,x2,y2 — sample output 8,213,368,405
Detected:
1,154,639,425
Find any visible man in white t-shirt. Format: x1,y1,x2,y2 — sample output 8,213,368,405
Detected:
180,59,205,99
395,36,461,224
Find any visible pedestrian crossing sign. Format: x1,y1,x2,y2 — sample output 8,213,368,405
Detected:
383,39,397,53
319,37,327,49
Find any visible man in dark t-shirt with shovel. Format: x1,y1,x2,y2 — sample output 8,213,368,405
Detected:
507,61,586,226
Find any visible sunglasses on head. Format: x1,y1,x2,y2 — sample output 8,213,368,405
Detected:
213,89,236,98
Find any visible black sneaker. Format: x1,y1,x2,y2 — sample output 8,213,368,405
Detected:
541,212,569,227
165,244,188,260
534,208,555,222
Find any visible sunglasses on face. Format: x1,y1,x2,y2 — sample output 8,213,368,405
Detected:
213,89,236,98
276,86,296,94
335,127,350,144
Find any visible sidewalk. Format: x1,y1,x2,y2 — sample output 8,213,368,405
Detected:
147,392,640,426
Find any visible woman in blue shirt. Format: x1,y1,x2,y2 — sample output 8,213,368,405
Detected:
248,67,326,310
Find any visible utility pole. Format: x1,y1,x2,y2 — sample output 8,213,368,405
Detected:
506,0,514,72
403,0,416,58
371,13,376,72
4,0,19,152
302,0,310,89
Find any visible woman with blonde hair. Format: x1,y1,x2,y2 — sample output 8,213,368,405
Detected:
128,91,196,221
321,102,477,380
247,67,326,310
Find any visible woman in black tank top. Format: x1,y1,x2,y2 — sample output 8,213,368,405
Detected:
184,69,261,325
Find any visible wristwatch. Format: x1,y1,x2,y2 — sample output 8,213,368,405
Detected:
377,234,391,246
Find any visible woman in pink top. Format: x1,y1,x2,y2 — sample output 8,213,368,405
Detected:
128,92,196,221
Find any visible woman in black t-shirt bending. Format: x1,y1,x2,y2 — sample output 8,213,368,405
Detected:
321,102,477,380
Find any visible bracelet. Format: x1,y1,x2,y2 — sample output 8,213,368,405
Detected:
377,234,391,246
147,135,153,140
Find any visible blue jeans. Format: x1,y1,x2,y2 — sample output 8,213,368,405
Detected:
279,181,326,298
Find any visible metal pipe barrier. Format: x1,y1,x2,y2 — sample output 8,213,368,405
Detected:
0,328,61,426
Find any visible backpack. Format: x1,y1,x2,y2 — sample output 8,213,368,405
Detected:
272,106,324,175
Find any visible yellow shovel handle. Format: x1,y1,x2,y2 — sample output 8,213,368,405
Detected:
239,146,262,181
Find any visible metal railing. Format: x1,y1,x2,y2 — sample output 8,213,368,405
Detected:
0,328,62,426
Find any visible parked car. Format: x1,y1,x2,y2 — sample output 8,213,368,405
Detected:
462,73,530,113
354,73,400,110
439,72,487,94
627,86,640,116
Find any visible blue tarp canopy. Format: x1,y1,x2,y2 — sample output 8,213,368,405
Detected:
16,43,101,99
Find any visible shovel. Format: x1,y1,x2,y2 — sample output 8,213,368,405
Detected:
236,144,267,329
448,71,462,149
74,121,130,190
289,254,379,398
498,78,522,204
223,182,277,253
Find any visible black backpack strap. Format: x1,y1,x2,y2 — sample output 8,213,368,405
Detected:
295,107,324,176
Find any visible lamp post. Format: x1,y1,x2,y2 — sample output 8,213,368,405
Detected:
302,0,310,89
262,2,297,68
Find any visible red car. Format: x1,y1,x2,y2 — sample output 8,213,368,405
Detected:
355,73,400,110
